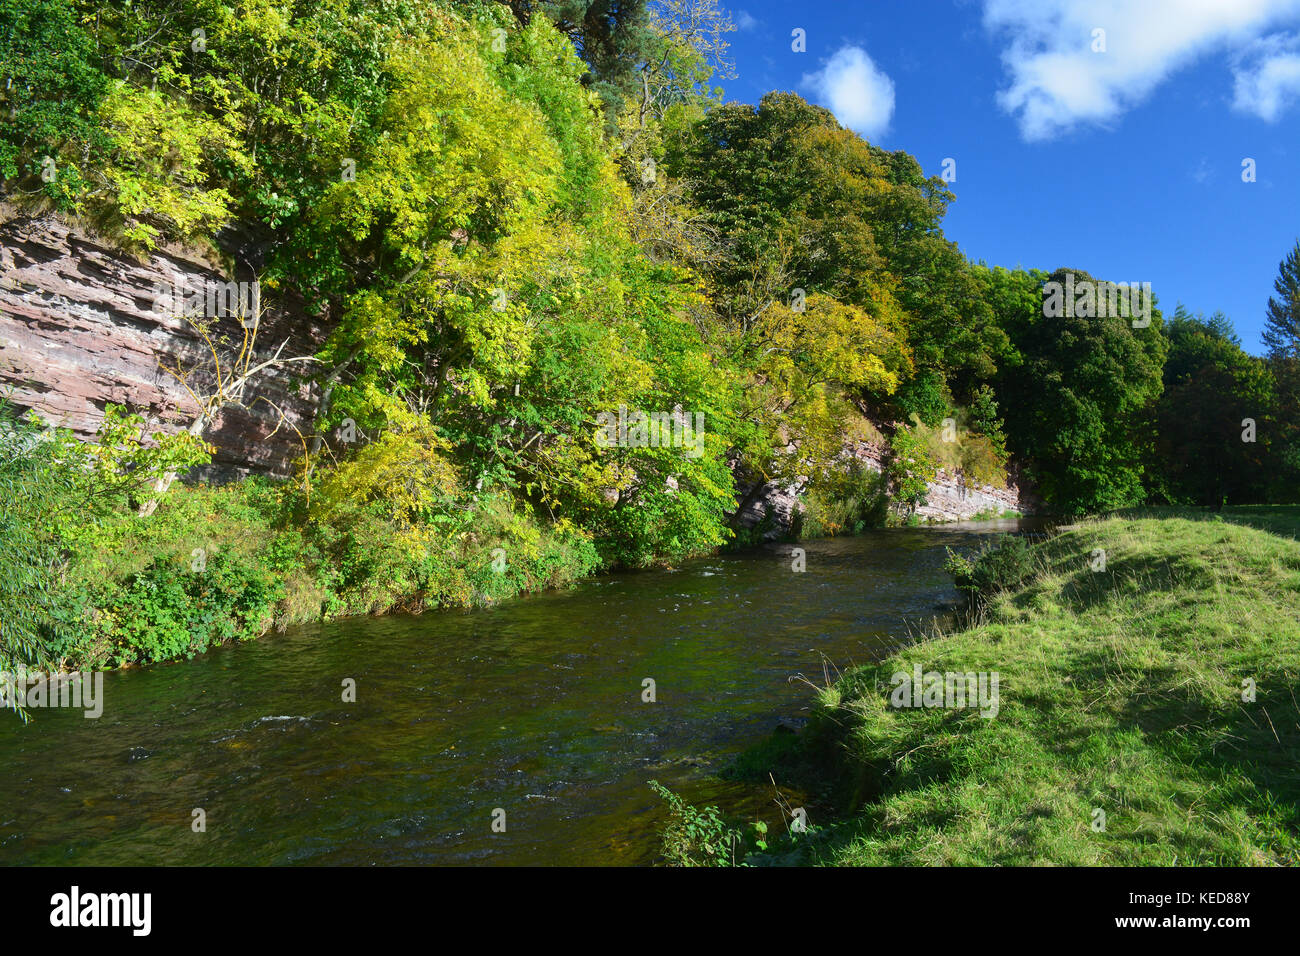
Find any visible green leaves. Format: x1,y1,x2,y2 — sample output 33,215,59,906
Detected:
984,267,1168,515
0,0,110,187
95,550,283,666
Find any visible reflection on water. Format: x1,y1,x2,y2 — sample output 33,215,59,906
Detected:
0,521,1036,865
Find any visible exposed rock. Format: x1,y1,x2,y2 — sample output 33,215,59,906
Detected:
0,212,329,480
734,478,808,540
731,437,1037,538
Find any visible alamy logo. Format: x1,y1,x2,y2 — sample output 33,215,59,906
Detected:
595,405,705,458
889,665,1000,718
1041,273,1152,328
151,278,261,327
50,886,151,936
0,670,103,718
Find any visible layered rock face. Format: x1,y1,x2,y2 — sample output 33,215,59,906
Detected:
0,212,328,480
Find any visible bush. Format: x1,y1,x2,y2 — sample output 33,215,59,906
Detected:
944,535,1038,603
799,462,888,537
0,400,210,676
93,550,284,666
648,781,751,867
0,408,87,676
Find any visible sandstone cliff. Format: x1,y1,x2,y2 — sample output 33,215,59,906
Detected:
0,212,327,480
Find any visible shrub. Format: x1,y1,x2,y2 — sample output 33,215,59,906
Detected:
649,781,750,867
944,535,1037,603
799,462,888,537
93,550,284,666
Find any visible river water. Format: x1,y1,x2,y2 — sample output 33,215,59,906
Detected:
0,520,1032,865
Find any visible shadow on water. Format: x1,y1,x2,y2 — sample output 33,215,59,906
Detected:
0,519,1041,865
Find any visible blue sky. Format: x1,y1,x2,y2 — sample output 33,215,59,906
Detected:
716,0,1300,354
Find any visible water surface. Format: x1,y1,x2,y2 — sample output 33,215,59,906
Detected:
0,521,1032,865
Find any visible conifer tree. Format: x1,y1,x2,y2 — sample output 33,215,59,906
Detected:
1263,239,1300,358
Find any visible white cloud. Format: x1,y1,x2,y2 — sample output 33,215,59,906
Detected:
800,45,896,139
1233,34,1300,119
983,0,1300,140
734,10,759,31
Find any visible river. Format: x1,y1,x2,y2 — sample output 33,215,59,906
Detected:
0,520,1035,865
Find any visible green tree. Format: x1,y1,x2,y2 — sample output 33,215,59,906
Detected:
1261,241,1300,501
0,402,210,704
1149,307,1273,506
1263,239,1300,359
673,92,1006,425
0,0,110,203
989,267,1167,514
887,423,938,517
489,0,658,118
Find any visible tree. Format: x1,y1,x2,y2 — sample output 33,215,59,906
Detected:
1260,241,1300,502
490,0,659,118
1,401,210,709
990,267,1167,514
674,92,1007,424
1149,307,1273,506
0,0,110,204
1263,239,1300,359
887,423,938,517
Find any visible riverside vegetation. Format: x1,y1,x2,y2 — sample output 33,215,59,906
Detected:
1,1,1299,863
662,507,1300,866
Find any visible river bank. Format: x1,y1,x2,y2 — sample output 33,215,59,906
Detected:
33,446,1029,675
712,506,1300,866
0,522,1017,864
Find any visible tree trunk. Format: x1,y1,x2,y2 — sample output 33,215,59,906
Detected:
137,413,211,517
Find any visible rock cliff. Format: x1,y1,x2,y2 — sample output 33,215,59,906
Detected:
733,439,1036,540
0,212,327,480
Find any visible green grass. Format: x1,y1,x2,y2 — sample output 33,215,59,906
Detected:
759,510,1300,865
1113,504,1300,541
57,479,601,668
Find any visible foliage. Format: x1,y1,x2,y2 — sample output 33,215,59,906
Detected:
1149,307,1274,506
648,779,752,866
93,550,283,666
799,462,888,537
943,535,1037,603
0,0,110,194
985,266,1167,515
0,404,91,688
886,423,939,516
906,410,1008,489
0,400,211,681
92,81,249,248
1263,239,1300,359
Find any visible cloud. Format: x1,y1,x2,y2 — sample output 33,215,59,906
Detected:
1233,34,1300,119
982,0,1300,140
800,45,896,139
734,9,759,31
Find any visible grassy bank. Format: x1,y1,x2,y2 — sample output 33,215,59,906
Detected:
738,510,1300,865
56,479,601,669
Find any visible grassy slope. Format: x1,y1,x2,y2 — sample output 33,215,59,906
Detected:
1116,504,1300,541
776,511,1300,865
